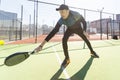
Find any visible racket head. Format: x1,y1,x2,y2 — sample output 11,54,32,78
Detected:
4,52,30,66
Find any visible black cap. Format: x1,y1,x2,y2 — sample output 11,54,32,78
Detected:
56,4,69,11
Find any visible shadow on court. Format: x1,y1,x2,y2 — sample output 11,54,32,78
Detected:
51,57,94,80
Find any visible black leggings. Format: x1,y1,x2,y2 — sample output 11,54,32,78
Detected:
62,27,94,59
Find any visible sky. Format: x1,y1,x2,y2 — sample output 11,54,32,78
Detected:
0,0,120,26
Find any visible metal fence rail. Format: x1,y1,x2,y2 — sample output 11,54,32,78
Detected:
0,0,119,43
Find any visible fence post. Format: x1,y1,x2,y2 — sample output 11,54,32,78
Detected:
29,15,31,38
20,5,23,40
119,22,120,39
35,0,38,43
112,14,115,36
99,8,104,40
107,22,109,39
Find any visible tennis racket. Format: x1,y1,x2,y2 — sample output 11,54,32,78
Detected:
1,51,35,66
0,43,61,67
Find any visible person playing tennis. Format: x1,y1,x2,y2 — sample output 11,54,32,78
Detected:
34,4,99,67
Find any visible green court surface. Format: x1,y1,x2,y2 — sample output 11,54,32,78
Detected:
0,40,120,80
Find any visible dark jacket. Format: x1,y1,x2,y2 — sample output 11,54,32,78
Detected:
45,10,87,42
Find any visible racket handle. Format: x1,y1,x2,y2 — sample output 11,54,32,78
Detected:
30,51,35,54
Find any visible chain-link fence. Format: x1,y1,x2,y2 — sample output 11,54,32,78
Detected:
0,0,120,42
0,10,21,41
31,0,119,41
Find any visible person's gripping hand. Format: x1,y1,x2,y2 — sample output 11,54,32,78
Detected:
34,45,43,54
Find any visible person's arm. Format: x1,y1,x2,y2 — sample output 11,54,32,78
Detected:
79,16,89,38
34,22,61,53
80,16,87,32
45,23,61,42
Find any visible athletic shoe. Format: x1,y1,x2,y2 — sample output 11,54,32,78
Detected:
61,58,70,68
91,51,99,58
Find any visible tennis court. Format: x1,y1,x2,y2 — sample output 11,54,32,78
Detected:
0,40,120,80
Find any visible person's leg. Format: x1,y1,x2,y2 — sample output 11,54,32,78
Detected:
79,33,94,52
62,29,73,59
62,28,73,67
75,29,99,58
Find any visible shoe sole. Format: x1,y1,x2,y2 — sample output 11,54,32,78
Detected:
91,54,99,58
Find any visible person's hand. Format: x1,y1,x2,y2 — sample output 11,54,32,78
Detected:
83,31,89,38
33,40,47,54
34,45,43,53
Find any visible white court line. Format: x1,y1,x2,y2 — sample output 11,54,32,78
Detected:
52,46,71,80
